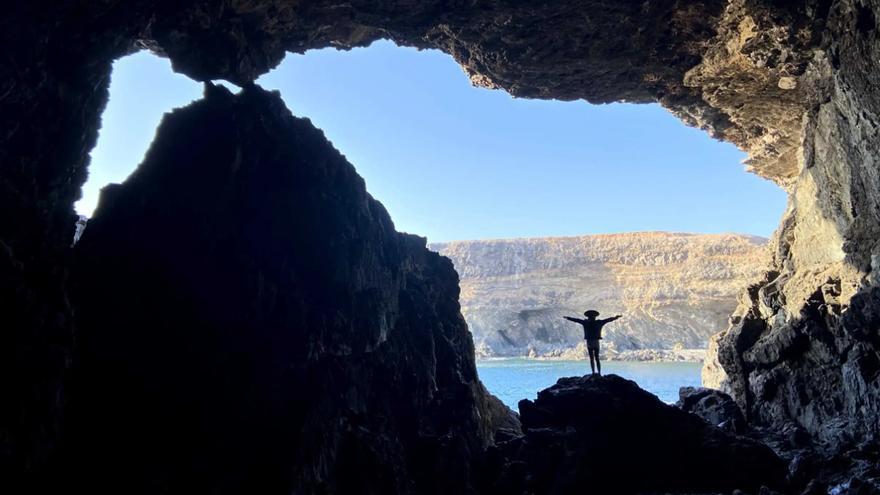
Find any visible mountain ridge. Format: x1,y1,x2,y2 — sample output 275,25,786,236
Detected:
431,230,768,244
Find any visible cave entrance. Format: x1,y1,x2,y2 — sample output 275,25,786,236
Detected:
77,41,786,409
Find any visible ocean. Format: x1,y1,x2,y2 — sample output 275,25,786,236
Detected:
476,358,702,409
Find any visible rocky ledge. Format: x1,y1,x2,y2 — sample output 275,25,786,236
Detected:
481,374,786,494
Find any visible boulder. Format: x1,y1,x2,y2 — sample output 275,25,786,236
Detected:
483,374,786,494
677,386,747,433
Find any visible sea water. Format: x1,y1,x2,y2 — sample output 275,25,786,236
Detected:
477,358,702,409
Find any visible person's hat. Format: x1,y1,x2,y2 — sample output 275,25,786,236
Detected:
584,310,600,317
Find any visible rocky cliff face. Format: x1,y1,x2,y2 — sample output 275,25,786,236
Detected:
699,0,880,455
4,0,880,491
61,84,506,494
432,233,768,359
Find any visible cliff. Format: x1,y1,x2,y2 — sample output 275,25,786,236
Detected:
432,232,769,359
62,84,510,494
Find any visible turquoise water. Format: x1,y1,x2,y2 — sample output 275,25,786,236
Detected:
477,358,702,410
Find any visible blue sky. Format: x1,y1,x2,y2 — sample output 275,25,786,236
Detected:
77,41,786,242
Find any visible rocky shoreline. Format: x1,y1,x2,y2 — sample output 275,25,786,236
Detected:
477,345,706,363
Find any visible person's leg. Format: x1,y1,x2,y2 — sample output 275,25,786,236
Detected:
594,346,601,375
588,348,596,375
587,343,596,374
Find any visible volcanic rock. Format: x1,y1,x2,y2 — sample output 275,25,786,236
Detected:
62,83,508,494
483,374,786,494
677,386,748,433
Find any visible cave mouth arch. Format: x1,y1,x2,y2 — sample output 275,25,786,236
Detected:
79,41,785,239
9,2,879,490
77,41,786,408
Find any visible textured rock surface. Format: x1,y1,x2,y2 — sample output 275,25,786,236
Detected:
60,84,506,493
482,375,786,494
677,386,748,433
432,232,768,359
3,0,880,490
698,0,880,457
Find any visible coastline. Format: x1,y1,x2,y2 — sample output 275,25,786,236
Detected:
476,348,706,363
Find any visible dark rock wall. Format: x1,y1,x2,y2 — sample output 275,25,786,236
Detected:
63,84,498,493
1,3,116,484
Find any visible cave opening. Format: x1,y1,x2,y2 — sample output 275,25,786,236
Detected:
77,41,788,410
7,2,879,490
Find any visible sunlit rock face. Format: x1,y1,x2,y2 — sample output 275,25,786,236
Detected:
432,233,768,359
3,0,880,489
64,84,507,493
701,0,880,453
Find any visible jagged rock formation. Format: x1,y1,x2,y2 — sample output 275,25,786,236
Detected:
62,84,506,493
697,0,880,460
676,385,880,494
677,386,748,433
482,375,785,494
432,232,768,359
3,0,880,492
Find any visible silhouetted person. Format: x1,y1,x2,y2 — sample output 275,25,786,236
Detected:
563,310,622,375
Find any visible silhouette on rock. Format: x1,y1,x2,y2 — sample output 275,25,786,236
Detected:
64,83,511,494
563,311,621,374
482,374,786,494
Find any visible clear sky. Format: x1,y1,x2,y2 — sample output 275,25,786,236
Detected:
76,41,787,242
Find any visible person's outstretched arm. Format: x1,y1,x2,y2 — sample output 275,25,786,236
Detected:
563,316,583,324
602,315,623,323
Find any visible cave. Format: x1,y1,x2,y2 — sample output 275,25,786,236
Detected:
80,45,785,403
3,1,880,494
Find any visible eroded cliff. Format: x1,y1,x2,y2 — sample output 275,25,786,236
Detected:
701,0,880,454
432,232,769,359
